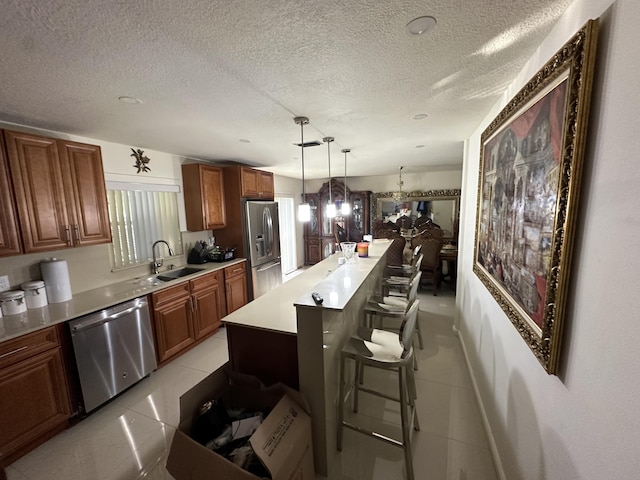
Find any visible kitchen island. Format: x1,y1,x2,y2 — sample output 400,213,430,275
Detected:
222,239,391,476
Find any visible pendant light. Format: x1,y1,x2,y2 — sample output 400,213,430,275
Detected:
340,148,351,215
294,116,311,222
323,136,336,218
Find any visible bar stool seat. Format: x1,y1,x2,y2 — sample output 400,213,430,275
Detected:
337,300,420,480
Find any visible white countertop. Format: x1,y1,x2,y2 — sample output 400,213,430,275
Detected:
222,240,391,334
0,259,246,343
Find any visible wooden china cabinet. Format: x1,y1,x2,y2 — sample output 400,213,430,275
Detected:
303,179,371,265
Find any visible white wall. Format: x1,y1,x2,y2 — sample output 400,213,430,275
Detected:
457,1,640,479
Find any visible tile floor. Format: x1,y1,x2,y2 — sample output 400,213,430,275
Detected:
6,286,498,480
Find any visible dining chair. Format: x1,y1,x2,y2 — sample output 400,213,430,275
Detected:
411,231,444,295
337,300,421,480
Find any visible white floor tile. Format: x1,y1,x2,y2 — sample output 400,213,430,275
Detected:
114,363,210,428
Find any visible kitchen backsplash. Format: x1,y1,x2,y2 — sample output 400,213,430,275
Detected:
0,230,212,294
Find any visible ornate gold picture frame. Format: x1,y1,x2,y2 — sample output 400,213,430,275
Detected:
473,19,598,374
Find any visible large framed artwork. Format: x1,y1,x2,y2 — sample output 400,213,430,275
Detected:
473,19,598,374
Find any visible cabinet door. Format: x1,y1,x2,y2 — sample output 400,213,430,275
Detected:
152,285,195,364
0,134,22,256
4,130,71,252
0,348,71,461
349,191,370,241
58,140,111,246
192,285,223,338
240,167,259,197
183,164,227,231
305,237,321,265
191,273,223,339
258,171,274,199
201,167,226,229
322,237,335,259
224,264,248,314
304,195,320,237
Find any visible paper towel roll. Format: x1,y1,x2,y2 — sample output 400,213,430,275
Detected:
41,258,72,303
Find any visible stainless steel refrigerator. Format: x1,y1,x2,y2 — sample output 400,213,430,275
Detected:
244,200,282,299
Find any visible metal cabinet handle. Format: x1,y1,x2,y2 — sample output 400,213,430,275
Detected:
64,225,72,246
74,224,80,242
190,296,196,312
0,345,28,360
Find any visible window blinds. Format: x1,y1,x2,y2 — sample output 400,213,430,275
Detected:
107,188,182,269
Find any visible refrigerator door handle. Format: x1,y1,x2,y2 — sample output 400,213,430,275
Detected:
256,260,281,272
264,207,273,256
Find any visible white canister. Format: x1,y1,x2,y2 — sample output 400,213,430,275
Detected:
41,258,72,303
0,290,27,316
21,281,48,309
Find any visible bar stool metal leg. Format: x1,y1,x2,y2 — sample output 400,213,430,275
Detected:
353,359,361,413
415,316,424,350
406,363,420,431
399,363,415,480
337,351,346,451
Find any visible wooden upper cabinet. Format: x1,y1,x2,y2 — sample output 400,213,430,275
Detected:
0,135,22,257
5,130,72,252
240,167,274,199
57,139,111,247
182,163,227,231
3,130,111,253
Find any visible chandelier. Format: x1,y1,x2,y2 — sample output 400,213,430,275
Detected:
392,166,407,203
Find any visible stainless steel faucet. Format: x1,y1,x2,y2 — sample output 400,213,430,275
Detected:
152,240,175,274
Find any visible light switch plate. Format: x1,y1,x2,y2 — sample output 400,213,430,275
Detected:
0,275,9,292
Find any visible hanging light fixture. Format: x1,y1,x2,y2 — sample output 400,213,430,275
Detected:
294,116,311,222
392,166,407,204
323,136,337,218
341,148,351,215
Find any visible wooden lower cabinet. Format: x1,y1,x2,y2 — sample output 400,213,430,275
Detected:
191,270,224,339
151,282,195,364
224,262,248,315
151,271,224,365
0,326,71,466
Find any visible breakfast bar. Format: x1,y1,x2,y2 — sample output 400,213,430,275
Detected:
222,239,391,475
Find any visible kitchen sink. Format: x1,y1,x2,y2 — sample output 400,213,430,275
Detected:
156,267,204,282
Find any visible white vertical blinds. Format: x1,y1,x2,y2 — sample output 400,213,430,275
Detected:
107,189,183,269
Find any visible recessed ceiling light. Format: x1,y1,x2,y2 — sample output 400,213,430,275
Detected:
416,145,425,148
118,96,142,104
413,113,428,120
406,16,436,36
239,139,251,143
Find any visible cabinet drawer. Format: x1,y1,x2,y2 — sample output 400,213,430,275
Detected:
152,282,190,306
0,326,60,370
224,262,246,279
190,271,221,293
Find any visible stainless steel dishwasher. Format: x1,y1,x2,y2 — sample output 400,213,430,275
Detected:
68,297,157,413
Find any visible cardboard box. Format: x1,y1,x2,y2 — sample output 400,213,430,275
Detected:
166,364,315,480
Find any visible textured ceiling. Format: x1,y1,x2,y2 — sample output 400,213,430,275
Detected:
0,0,573,179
